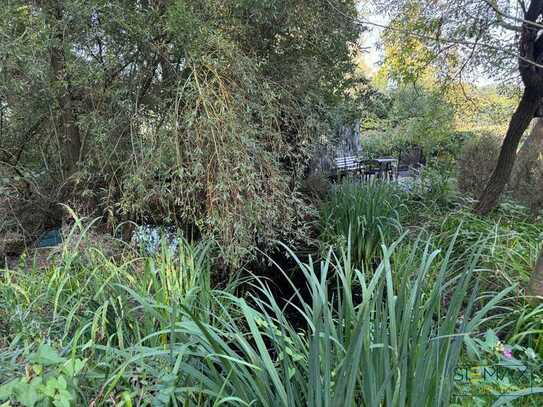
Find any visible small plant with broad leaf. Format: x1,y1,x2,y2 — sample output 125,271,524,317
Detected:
0,344,85,407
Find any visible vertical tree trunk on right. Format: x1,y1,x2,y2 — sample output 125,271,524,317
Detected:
510,117,543,210
528,247,543,298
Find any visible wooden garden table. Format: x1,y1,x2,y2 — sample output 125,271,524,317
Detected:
373,157,398,180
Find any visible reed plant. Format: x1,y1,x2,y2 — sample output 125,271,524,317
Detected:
320,181,406,266
0,216,530,406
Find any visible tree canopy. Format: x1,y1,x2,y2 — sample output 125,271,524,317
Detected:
0,0,362,264
369,0,543,213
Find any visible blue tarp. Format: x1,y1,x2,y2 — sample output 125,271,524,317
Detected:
36,229,62,248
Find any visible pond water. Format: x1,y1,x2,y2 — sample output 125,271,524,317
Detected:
130,224,180,255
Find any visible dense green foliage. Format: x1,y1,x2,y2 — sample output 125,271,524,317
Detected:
360,86,460,164
320,181,406,265
3,1,543,405
3,181,543,405
0,0,361,265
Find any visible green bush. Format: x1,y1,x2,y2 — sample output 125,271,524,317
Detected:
0,345,85,407
360,130,401,158
0,0,362,269
510,122,543,212
457,133,501,198
360,87,460,164
408,163,458,213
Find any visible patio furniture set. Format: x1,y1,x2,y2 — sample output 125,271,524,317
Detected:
331,147,425,182
332,156,399,182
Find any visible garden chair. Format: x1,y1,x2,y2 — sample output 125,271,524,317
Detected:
398,145,425,176
360,159,383,182
332,155,361,181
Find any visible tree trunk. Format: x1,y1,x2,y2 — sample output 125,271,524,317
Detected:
520,123,543,298
47,0,82,177
510,118,543,209
528,247,543,298
518,118,543,160
474,88,540,215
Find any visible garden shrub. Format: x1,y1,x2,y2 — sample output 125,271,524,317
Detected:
430,131,473,165
0,0,361,269
360,87,462,166
116,40,317,266
511,159,543,212
300,173,331,203
0,345,85,407
407,162,458,214
457,127,543,211
360,130,401,158
457,133,501,198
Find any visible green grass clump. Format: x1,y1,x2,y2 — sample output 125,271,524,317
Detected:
431,203,542,284
320,181,407,266
412,199,543,363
